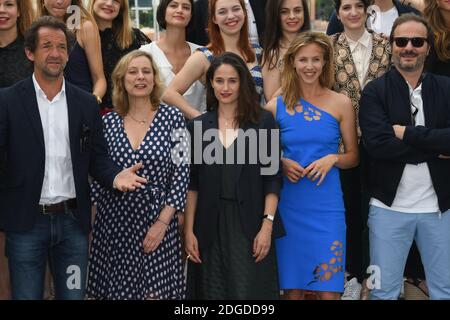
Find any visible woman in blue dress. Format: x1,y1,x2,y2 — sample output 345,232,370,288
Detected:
87,50,189,299
265,32,359,300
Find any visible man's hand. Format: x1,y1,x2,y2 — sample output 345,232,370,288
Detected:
393,125,406,140
113,162,147,192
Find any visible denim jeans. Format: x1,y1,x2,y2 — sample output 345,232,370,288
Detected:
368,206,450,300
5,208,88,300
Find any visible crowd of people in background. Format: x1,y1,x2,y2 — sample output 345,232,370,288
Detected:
0,0,449,300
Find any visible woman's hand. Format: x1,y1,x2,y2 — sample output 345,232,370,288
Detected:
142,219,169,254
253,221,272,263
185,231,202,263
281,157,305,183
304,154,338,186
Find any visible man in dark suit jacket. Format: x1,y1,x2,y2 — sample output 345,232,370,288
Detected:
359,14,450,300
187,0,267,46
0,16,146,300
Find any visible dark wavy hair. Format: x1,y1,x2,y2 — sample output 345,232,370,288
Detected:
205,52,260,127
334,0,371,12
262,0,311,70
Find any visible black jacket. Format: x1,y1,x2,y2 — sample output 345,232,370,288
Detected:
0,77,121,233
359,68,450,212
187,109,285,250
187,0,267,46
326,0,421,36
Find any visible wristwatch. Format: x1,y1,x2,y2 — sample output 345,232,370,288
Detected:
263,214,275,222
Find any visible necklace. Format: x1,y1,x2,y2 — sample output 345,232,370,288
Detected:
220,116,235,128
128,113,151,125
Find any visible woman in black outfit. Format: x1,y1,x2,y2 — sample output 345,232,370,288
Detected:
184,52,284,299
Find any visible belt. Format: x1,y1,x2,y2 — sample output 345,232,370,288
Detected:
38,199,77,215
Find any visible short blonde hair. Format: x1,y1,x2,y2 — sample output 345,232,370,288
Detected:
281,32,334,111
112,50,163,116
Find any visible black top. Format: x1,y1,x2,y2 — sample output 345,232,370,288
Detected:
99,28,151,110
428,48,450,78
0,36,33,88
220,141,238,201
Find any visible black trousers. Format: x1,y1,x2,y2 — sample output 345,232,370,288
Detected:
340,165,365,282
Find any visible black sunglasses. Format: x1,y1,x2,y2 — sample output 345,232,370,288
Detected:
393,37,427,48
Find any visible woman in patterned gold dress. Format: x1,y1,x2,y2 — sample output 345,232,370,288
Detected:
329,0,391,299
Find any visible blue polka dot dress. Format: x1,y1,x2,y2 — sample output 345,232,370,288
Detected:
87,104,190,300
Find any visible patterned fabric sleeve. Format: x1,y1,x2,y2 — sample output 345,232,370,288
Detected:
197,46,214,62
252,42,263,64
165,107,190,211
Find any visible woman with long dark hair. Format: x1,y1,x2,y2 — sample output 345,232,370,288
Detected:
262,0,310,101
185,52,284,299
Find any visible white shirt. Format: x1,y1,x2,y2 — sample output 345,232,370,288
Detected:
33,74,76,205
367,5,399,36
245,0,259,44
140,41,206,112
371,82,440,213
346,30,373,89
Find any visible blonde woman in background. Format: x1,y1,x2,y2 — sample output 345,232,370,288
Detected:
37,0,106,104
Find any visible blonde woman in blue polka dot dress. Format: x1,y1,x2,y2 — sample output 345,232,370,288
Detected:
87,50,189,300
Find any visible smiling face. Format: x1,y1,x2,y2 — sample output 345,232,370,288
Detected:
93,0,121,24
124,55,155,98
211,63,240,105
293,43,325,85
43,0,71,19
391,21,430,73
26,27,68,79
280,0,305,34
0,0,19,32
437,0,450,12
165,0,192,28
337,0,366,32
213,0,245,36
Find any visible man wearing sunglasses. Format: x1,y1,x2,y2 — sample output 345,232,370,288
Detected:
359,13,450,300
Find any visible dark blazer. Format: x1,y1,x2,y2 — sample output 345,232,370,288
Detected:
326,0,421,36
187,109,285,250
359,68,450,212
187,0,267,46
0,77,121,233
